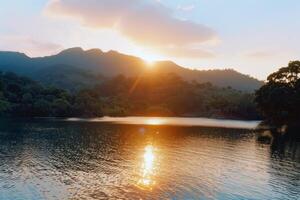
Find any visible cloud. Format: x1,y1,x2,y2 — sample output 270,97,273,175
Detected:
46,0,217,58
245,51,274,59
157,46,215,58
0,36,63,57
177,4,196,11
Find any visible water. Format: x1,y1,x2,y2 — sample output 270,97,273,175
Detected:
0,118,299,200
66,117,261,129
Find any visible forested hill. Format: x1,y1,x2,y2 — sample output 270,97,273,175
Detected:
0,72,259,119
0,48,263,91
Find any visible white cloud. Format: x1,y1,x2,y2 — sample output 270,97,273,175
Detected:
0,36,62,57
46,0,217,58
245,51,274,59
177,4,196,11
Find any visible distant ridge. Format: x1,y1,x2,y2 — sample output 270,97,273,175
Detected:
0,47,263,91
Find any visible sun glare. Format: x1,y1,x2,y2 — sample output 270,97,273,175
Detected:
146,118,164,125
145,60,155,67
143,58,156,68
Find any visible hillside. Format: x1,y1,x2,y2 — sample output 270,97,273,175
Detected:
0,47,263,91
0,71,259,119
34,65,106,93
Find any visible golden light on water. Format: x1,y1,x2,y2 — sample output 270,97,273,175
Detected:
137,145,157,190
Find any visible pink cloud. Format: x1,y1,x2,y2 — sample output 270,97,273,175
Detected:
0,36,63,57
46,0,217,57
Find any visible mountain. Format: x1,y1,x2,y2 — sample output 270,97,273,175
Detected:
0,47,263,91
34,65,106,93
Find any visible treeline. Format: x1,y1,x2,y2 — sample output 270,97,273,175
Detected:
0,71,260,119
0,72,102,117
83,73,259,119
255,61,300,126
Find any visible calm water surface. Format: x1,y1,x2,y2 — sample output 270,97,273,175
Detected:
0,118,299,200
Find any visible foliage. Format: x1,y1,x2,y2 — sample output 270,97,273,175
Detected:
0,71,259,119
73,90,103,117
92,73,259,119
0,72,103,117
255,61,300,125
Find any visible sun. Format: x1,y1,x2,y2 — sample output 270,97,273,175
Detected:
144,58,156,67
138,51,163,68
145,59,155,66
146,118,164,125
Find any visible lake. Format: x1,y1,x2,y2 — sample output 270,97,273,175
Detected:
0,117,299,200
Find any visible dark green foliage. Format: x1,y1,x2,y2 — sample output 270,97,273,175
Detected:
0,71,259,119
255,61,300,125
34,65,105,93
92,73,259,119
73,90,103,117
0,72,103,117
0,99,10,113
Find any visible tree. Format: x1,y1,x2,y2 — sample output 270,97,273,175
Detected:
52,98,71,117
255,61,300,125
73,90,103,117
267,61,300,86
22,93,33,104
33,99,51,116
0,99,10,114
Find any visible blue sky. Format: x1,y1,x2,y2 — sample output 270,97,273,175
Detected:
1,0,300,79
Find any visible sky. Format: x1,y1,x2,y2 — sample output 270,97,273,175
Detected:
0,0,300,80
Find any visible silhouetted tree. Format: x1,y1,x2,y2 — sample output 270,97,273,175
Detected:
255,61,300,125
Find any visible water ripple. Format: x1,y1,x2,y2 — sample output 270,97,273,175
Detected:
0,119,299,200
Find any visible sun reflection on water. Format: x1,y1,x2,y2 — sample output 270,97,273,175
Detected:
145,118,164,125
137,145,157,190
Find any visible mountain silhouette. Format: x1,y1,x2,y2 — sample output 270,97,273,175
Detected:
0,47,263,91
